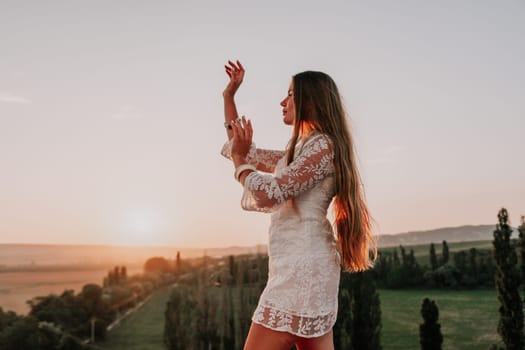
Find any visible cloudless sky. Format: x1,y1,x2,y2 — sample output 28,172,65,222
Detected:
1,0,524,248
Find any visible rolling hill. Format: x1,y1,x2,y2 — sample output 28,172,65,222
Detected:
1,224,517,268
376,224,499,247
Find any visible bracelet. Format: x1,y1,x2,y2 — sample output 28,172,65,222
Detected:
224,118,239,130
234,164,256,182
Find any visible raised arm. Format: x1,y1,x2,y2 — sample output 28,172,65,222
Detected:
221,60,285,172
241,134,334,211
223,60,245,140
221,139,285,173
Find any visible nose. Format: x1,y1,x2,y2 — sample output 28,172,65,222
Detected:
280,97,287,107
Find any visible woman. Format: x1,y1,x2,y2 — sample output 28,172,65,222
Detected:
221,60,376,350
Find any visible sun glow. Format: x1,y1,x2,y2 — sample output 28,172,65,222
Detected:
114,208,165,246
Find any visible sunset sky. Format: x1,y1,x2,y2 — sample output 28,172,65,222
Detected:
1,1,523,248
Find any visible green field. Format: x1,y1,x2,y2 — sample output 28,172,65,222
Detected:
100,286,503,350
96,240,503,349
99,287,172,350
380,289,501,350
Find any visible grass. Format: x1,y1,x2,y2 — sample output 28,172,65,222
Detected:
99,286,172,350
99,287,503,350
379,289,502,350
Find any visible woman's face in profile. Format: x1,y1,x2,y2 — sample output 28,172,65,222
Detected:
280,81,295,126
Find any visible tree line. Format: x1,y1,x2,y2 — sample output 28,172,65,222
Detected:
0,254,184,349
2,209,525,349
165,209,525,350
373,240,496,289
164,254,267,350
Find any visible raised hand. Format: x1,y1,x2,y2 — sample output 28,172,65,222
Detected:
231,115,253,160
223,60,245,98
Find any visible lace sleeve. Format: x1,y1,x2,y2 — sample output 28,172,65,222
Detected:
221,139,285,173
240,134,334,212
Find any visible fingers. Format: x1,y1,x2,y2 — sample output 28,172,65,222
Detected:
231,119,239,140
230,116,253,160
231,119,242,142
243,116,252,141
227,60,244,71
232,118,246,141
241,121,252,143
224,66,232,78
237,60,245,71
240,116,250,141
225,60,245,74
231,116,252,143
246,119,253,141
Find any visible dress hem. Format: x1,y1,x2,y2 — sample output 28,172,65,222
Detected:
252,308,336,338
250,314,336,339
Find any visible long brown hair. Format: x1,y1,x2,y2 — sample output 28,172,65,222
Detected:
286,71,376,272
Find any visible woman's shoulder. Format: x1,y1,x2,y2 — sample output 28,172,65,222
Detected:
294,131,334,158
302,131,334,148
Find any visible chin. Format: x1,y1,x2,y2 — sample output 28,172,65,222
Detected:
283,117,294,126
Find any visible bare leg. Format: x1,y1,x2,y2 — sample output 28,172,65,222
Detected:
295,330,334,350
243,322,296,350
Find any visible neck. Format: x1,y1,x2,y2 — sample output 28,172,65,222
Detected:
298,121,316,138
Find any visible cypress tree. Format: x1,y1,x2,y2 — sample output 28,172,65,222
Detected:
175,251,181,274
429,243,438,271
228,255,237,285
392,249,400,267
334,272,353,350
493,208,524,350
164,286,196,350
373,253,390,284
400,245,407,266
236,260,249,345
408,249,417,268
441,241,449,266
120,266,127,283
518,216,525,301
419,298,443,350
350,271,382,350
468,248,478,280
453,251,467,273
220,285,235,350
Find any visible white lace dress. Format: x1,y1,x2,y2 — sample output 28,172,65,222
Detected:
221,132,341,338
